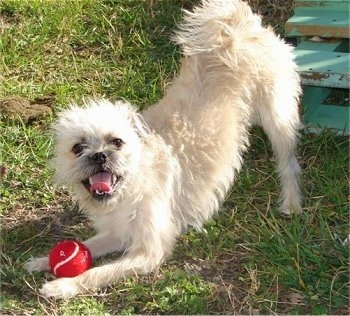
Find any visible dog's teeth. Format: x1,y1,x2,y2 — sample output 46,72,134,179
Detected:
93,189,111,196
89,177,92,185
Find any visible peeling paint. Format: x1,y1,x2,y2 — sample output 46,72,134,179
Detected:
302,72,331,81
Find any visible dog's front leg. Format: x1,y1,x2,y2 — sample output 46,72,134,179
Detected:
83,233,125,259
39,247,165,298
24,256,50,273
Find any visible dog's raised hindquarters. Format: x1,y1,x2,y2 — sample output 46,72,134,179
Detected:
25,0,302,298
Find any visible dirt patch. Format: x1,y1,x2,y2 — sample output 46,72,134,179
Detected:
0,14,14,33
0,18,12,32
0,95,54,123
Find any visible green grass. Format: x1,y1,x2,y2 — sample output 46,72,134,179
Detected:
1,0,349,315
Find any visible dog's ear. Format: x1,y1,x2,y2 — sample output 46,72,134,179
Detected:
113,100,151,139
130,110,151,139
129,108,150,137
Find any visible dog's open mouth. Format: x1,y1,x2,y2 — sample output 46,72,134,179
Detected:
82,171,121,200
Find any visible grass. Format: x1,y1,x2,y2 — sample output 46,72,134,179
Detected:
1,0,349,314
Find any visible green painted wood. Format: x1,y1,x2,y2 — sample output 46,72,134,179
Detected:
302,87,349,134
295,0,348,5
285,2,349,38
302,86,331,118
305,103,349,133
285,0,349,133
294,49,350,88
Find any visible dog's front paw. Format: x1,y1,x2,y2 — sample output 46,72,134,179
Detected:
40,278,82,299
24,257,50,273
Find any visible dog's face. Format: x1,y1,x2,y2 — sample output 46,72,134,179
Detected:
52,100,148,209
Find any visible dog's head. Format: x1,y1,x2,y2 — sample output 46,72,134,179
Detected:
52,99,149,210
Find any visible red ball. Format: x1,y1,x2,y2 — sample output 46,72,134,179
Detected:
49,240,92,278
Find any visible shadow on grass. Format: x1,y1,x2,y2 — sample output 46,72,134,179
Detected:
1,202,90,296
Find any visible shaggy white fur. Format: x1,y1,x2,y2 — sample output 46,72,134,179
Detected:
25,0,302,298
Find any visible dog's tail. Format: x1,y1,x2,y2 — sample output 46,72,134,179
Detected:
174,0,259,51
173,0,283,69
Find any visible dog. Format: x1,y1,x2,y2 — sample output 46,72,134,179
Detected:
25,0,302,298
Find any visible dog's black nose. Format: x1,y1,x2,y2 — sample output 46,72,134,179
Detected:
92,152,108,164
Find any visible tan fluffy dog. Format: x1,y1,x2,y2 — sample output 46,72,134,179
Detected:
25,0,302,298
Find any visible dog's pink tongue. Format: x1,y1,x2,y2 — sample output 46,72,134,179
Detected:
89,172,112,193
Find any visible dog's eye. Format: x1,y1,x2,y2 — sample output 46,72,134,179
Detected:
72,144,87,156
111,138,124,149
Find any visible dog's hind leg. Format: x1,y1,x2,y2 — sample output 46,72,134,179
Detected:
257,96,302,215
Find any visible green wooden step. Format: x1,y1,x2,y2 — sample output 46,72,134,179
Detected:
285,1,350,38
302,86,349,134
294,49,350,88
285,0,349,134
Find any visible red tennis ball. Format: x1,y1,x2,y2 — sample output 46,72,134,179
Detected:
49,240,92,278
